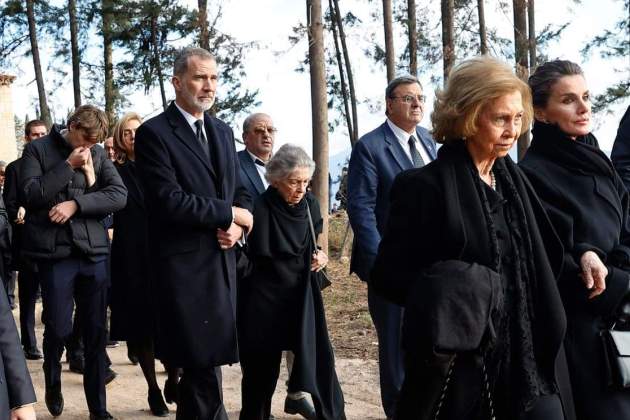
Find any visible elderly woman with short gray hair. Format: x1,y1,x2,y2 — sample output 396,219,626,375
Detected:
238,144,345,420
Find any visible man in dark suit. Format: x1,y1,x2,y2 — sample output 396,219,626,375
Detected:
135,47,252,420
3,119,47,361
347,75,437,419
237,113,317,420
20,105,127,420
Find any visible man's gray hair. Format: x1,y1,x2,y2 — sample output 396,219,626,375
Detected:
173,47,215,77
265,144,315,184
243,113,271,133
385,74,423,99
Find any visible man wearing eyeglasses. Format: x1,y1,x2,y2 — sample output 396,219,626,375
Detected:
347,74,436,419
238,113,275,198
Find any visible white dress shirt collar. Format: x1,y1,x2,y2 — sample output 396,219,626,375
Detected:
174,101,207,139
386,118,432,164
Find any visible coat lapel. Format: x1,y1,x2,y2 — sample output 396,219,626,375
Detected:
382,123,413,171
204,113,225,194
240,152,266,195
166,104,216,179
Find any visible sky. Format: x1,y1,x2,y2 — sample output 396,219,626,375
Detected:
5,0,629,166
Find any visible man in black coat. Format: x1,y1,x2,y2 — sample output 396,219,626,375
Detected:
3,119,47,361
20,105,127,420
135,47,252,420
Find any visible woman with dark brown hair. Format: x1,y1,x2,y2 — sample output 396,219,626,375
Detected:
520,60,630,420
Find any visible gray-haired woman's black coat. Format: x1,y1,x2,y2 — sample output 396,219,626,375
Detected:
520,121,630,420
372,141,575,420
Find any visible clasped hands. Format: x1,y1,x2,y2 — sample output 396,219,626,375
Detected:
217,207,253,250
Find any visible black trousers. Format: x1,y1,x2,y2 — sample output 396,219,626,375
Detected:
39,256,109,415
368,284,404,418
176,366,227,420
17,268,39,351
239,351,283,420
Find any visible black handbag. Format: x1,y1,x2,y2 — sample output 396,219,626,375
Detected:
305,200,332,290
600,323,630,389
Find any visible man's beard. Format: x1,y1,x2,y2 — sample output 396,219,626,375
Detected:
180,85,214,113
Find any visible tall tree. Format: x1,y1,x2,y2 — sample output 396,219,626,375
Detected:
528,0,536,70
102,0,115,128
331,0,358,145
26,0,51,127
198,0,209,50
513,0,529,159
582,0,629,112
69,0,81,107
477,0,488,54
407,0,417,76
115,0,190,112
441,0,454,82
307,0,329,249
382,0,395,82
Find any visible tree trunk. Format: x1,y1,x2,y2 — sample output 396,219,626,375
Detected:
528,0,536,70
329,0,353,147
441,0,455,83
150,15,168,110
332,0,359,145
198,0,209,50
26,0,52,127
102,0,115,129
382,0,395,82
513,0,530,159
69,0,81,108
477,0,488,54
307,0,329,250
407,0,418,76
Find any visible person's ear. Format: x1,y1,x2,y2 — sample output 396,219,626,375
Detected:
534,108,549,123
172,75,181,92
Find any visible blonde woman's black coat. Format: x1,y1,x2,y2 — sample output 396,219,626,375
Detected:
372,142,574,420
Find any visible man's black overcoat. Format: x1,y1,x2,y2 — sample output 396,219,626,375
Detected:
135,103,251,368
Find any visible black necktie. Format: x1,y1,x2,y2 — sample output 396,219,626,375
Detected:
254,159,265,167
194,120,209,157
408,136,425,168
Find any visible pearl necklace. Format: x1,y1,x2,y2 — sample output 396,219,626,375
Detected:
490,170,496,190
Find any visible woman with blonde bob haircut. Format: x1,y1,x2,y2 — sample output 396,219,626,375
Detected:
372,55,575,420
109,112,179,416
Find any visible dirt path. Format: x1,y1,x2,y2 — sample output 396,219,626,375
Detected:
21,302,384,419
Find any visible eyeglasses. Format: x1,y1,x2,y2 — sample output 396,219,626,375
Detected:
252,127,278,135
390,94,426,104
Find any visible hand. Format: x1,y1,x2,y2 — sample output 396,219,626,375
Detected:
48,200,78,224
217,223,244,250
311,249,328,272
232,206,253,233
66,146,90,169
81,149,96,187
15,206,25,224
580,250,608,299
10,405,36,420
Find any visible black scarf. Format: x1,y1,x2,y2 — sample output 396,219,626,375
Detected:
440,142,557,416
247,187,312,259
529,120,613,178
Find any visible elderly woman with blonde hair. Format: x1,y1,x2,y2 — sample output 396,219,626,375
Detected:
238,144,345,420
371,56,575,420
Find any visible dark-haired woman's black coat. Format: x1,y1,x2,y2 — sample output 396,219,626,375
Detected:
520,121,630,420
372,142,574,420
109,160,155,341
